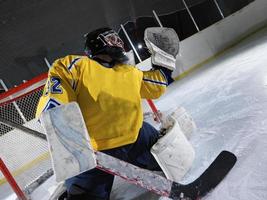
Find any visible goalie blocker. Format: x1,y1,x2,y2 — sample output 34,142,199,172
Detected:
151,115,195,182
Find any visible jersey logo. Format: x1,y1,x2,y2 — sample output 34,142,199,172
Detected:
42,98,61,112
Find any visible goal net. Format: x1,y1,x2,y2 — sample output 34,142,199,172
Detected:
0,73,52,199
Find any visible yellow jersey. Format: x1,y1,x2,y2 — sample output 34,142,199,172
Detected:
36,55,167,150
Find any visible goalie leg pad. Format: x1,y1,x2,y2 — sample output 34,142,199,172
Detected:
151,117,195,182
40,103,97,182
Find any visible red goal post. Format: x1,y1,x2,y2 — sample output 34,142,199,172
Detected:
0,73,53,198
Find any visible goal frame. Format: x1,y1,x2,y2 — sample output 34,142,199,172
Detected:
0,73,52,199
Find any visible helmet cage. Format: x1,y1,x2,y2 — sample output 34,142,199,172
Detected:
97,30,124,50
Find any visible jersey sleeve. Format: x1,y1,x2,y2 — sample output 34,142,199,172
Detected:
35,56,82,117
140,69,168,99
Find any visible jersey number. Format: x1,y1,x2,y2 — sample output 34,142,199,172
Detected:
51,77,62,94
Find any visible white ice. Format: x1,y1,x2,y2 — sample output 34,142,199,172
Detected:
155,26,267,200
8,26,267,200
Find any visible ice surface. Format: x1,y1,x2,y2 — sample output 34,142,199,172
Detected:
155,27,267,199
7,27,267,200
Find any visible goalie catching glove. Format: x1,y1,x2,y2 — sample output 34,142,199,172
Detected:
144,27,179,71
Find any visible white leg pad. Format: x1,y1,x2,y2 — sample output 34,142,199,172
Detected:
151,116,195,182
40,102,97,182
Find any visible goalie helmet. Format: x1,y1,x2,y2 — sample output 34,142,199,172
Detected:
84,27,128,63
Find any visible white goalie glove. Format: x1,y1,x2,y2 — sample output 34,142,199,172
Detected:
150,106,197,182
151,116,195,182
144,27,179,71
168,106,197,139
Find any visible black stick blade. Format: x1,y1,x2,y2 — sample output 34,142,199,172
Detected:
170,151,237,200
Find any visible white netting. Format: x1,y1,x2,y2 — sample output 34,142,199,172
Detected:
0,74,52,199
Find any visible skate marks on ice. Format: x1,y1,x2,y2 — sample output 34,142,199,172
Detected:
155,27,267,199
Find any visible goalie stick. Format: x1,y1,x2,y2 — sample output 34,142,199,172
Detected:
95,150,236,199
0,104,237,200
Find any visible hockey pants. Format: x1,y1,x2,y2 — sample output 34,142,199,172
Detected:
65,121,161,200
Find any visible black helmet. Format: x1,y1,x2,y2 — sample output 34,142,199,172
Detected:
84,27,128,63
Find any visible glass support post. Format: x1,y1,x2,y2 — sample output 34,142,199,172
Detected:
213,0,224,18
181,0,200,31
152,10,163,27
120,24,142,63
